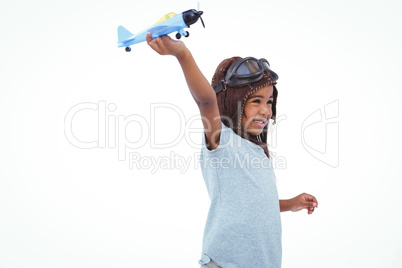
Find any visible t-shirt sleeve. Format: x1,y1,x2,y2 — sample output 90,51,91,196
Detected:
201,121,231,152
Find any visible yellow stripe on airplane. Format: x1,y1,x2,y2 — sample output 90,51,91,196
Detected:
155,12,177,24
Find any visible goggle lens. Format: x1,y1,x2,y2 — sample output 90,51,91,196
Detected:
237,60,260,75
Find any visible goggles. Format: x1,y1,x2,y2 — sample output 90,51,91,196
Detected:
213,57,278,94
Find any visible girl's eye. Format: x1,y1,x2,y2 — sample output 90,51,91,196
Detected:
251,100,273,104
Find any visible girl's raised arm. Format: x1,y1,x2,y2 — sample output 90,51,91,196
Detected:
146,33,221,150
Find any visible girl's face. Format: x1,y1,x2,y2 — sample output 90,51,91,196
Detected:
241,85,274,136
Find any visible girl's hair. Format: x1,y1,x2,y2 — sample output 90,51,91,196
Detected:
211,56,278,159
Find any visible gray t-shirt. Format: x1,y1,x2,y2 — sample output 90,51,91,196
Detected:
198,122,282,268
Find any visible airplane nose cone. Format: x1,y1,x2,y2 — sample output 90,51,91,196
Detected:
183,9,204,27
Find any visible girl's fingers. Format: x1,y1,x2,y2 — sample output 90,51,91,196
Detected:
146,33,156,46
312,196,318,208
304,193,318,208
309,195,318,208
147,33,162,52
153,36,167,54
150,42,160,53
310,207,315,214
146,32,152,43
154,36,164,48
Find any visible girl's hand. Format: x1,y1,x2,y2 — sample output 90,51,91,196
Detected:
146,33,188,59
289,193,318,215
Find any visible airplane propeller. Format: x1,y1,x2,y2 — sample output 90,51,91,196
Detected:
183,9,205,29
196,11,205,28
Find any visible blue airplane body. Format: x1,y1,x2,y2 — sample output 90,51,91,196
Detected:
117,9,204,52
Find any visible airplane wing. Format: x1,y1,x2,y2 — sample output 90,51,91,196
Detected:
118,25,182,47
148,25,180,37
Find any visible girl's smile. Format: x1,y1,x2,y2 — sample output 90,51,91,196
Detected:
252,117,268,128
241,85,274,136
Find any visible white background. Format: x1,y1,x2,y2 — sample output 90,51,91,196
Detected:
1,0,401,267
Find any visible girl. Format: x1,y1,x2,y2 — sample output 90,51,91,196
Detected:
146,33,318,268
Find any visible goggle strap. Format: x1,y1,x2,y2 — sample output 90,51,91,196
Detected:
213,81,227,94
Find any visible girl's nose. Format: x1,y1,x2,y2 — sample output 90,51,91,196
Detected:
260,106,270,116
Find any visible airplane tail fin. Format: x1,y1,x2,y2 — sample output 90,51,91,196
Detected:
117,26,134,43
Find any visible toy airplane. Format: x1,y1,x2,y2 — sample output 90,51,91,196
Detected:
117,9,205,52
